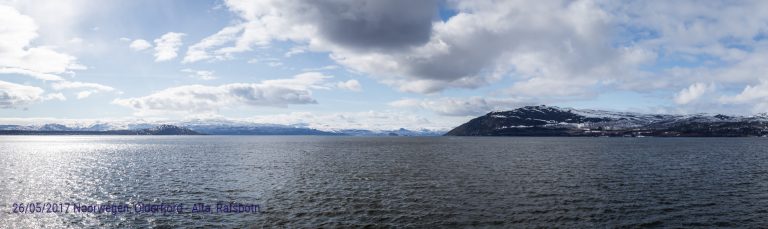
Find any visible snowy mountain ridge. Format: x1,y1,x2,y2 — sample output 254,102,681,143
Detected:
446,105,768,137
0,119,445,136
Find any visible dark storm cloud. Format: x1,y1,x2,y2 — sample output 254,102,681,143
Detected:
303,0,439,51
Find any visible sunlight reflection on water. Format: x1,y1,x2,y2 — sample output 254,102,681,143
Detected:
2,136,768,227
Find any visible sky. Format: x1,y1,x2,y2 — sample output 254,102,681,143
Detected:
2,0,768,130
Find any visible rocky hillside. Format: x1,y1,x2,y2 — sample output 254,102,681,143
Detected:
445,105,768,137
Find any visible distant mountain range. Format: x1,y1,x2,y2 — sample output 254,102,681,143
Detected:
445,105,768,137
0,124,201,135
0,121,444,136
13,105,765,137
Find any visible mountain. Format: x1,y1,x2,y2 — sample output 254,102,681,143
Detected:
0,121,444,136
445,105,768,137
333,128,445,136
39,123,72,131
0,125,201,135
139,125,201,135
178,120,444,136
183,123,341,135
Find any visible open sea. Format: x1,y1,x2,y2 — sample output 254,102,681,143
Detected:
1,136,768,227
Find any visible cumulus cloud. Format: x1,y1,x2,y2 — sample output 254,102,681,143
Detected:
0,4,113,106
389,97,530,116
183,0,645,94
336,80,361,92
49,81,115,99
0,80,45,108
715,81,768,113
177,0,768,114
112,72,333,115
720,81,768,104
3,0,96,47
0,5,83,79
607,1,768,57
184,0,437,63
183,25,244,63
673,83,715,105
153,32,185,62
129,39,152,51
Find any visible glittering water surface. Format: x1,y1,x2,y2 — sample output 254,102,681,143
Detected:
2,136,768,227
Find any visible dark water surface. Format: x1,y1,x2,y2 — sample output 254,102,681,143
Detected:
2,136,768,227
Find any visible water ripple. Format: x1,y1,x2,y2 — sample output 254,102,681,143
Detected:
1,136,768,227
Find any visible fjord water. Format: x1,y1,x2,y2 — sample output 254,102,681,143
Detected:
2,136,767,227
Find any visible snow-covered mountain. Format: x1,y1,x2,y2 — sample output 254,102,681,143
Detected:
333,128,445,136
0,124,201,135
0,119,444,136
446,105,768,137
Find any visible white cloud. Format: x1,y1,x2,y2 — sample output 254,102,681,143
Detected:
184,0,639,94
76,90,93,99
720,81,768,104
178,0,768,116
246,57,278,64
0,80,45,108
247,57,284,67
336,79,361,92
389,96,529,116
112,72,333,115
508,77,599,98
183,0,437,60
3,0,97,46
673,83,714,105
0,67,64,81
129,39,152,51
181,68,217,80
50,81,115,92
259,72,334,90
716,81,768,113
284,46,307,57
0,4,110,106
50,81,116,99
183,25,244,63
0,7,111,102
153,32,185,62
0,5,83,78
607,1,768,55
302,65,338,72
44,92,66,101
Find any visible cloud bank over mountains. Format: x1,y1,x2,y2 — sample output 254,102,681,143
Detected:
112,72,353,116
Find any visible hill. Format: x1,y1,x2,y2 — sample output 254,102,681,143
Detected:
445,105,768,137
